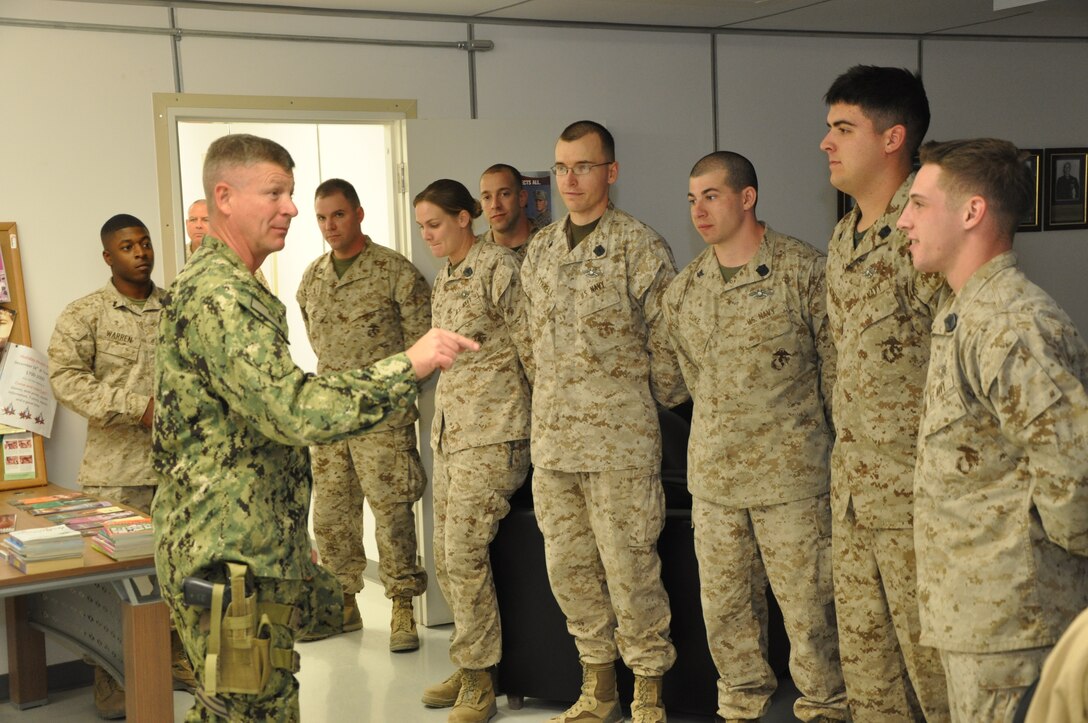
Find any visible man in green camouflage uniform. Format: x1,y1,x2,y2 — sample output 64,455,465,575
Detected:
899,138,1088,722
152,133,477,721
49,213,168,718
520,121,687,723
297,178,431,650
478,163,538,264
820,66,950,722
664,152,846,723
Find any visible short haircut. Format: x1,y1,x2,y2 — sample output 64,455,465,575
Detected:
100,214,147,245
481,163,524,188
690,151,759,194
315,178,361,208
559,120,615,161
918,138,1032,239
202,134,295,200
413,179,482,220
824,65,931,156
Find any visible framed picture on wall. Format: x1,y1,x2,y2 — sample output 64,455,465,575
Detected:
1044,147,1088,230
1019,148,1042,233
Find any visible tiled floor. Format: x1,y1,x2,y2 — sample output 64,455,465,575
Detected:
7,584,803,721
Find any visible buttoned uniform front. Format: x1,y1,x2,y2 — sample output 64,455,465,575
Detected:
153,236,418,721
664,226,846,722
476,224,538,266
48,280,165,511
915,251,1088,722
520,204,687,677
296,239,431,600
431,239,533,671
824,175,951,723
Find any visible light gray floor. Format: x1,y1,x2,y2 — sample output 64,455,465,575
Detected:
5,584,803,721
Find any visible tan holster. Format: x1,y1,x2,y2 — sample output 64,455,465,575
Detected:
202,563,301,697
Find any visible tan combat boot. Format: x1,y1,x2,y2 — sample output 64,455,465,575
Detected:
422,669,462,707
390,596,420,652
343,591,363,632
93,664,125,720
547,661,622,723
631,675,666,723
448,668,497,723
299,590,362,642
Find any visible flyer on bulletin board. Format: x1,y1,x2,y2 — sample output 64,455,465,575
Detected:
0,243,10,304
0,343,56,437
3,432,35,480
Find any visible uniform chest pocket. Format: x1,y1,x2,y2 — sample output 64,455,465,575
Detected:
98,338,139,364
921,387,968,439
437,282,487,338
857,283,901,332
577,285,628,353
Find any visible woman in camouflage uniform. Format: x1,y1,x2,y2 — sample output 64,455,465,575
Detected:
414,179,534,723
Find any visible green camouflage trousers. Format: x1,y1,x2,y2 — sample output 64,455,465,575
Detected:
167,563,342,721
533,466,675,676
939,647,1048,723
693,494,847,722
432,439,530,668
833,510,950,723
310,426,427,598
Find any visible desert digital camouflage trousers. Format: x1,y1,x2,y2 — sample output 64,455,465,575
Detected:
693,494,847,722
432,439,530,669
533,466,675,676
939,647,1048,723
833,510,950,723
167,564,342,722
310,426,427,598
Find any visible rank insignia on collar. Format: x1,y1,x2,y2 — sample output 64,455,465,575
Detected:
750,288,774,299
462,267,473,277
593,244,605,257
878,226,891,239
696,270,704,277
584,267,601,278
944,313,958,332
756,264,769,277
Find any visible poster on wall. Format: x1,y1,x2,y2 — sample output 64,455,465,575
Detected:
523,172,553,229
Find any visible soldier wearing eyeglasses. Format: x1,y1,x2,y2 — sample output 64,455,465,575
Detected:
519,120,687,723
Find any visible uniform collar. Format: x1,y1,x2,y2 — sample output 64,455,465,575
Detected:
693,224,777,291
442,238,484,282
846,174,913,262
105,278,162,311
560,204,614,265
933,251,1018,337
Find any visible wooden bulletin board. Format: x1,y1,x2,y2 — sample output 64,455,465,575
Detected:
0,222,47,491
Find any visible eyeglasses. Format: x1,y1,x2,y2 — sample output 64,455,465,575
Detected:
550,162,612,176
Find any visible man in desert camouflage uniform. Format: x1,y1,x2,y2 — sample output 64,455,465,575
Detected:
296,178,431,650
520,120,686,723
49,213,172,718
477,163,538,264
152,133,477,721
899,138,1088,722
819,66,950,722
664,151,846,723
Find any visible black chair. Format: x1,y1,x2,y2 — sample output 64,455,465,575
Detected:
490,402,790,716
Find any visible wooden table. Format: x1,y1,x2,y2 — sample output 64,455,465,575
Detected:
0,484,173,722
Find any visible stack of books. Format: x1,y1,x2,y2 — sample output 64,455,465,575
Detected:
2,524,85,573
90,517,154,561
